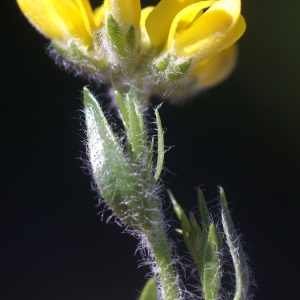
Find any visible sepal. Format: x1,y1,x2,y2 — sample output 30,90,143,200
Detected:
154,54,192,82
106,14,126,58
102,1,141,67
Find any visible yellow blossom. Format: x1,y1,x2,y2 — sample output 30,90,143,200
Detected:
17,0,246,95
145,0,246,61
16,0,98,46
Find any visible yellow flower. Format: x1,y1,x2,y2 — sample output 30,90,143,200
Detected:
17,0,246,94
16,0,99,46
145,0,246,61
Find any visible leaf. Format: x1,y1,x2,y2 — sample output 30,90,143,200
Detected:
169,191,204,267
154,108,164,182
114,89,129,129
188,212,205,274
139,278,158,300
169,191,193,243
220,188,249,300
198,188,210,236
203,223,221,300
84,87,141,227
124,93,147,157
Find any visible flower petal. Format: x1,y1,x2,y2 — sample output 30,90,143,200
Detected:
145,0,198,50
141,6,155,47
190,44,238,88
94,4,106,28
17,0,95,45
166,1,216,51
173,0,245,60
73,0,97,34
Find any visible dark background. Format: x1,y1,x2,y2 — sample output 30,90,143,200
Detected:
2,1,299,299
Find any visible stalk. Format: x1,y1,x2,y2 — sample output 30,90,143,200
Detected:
145,208,181,300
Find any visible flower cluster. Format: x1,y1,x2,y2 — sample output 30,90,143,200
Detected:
17,0,246,98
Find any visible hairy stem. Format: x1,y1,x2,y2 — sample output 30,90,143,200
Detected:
145,208,181,300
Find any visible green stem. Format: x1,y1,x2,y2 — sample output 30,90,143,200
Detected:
112,85,180,299
146,208,181,300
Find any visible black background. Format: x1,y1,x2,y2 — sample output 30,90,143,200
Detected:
2,1,300,299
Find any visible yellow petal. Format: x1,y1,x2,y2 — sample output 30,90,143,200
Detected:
190,44,238,89
145,0,198,50
219,14,246,51
17,0,96,45
166,1,216,51
94,4,106,28
104,0,141,29
73,0,97,34
141,6,154,29
140,6,155,48
173,0,246,61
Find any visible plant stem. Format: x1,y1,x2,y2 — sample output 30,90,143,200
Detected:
146,207,181,300
114,87,181,299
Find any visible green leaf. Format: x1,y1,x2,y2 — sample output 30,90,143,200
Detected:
154,108,164,182
124,93,147,157
198,189,210,236
84,87,141,227
169,190,192,238
188,212,205,274
220,188,249,300
139,278,158,300
169,191,204,265
203,223,221,300
114,89,129,129
84,87,162,232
